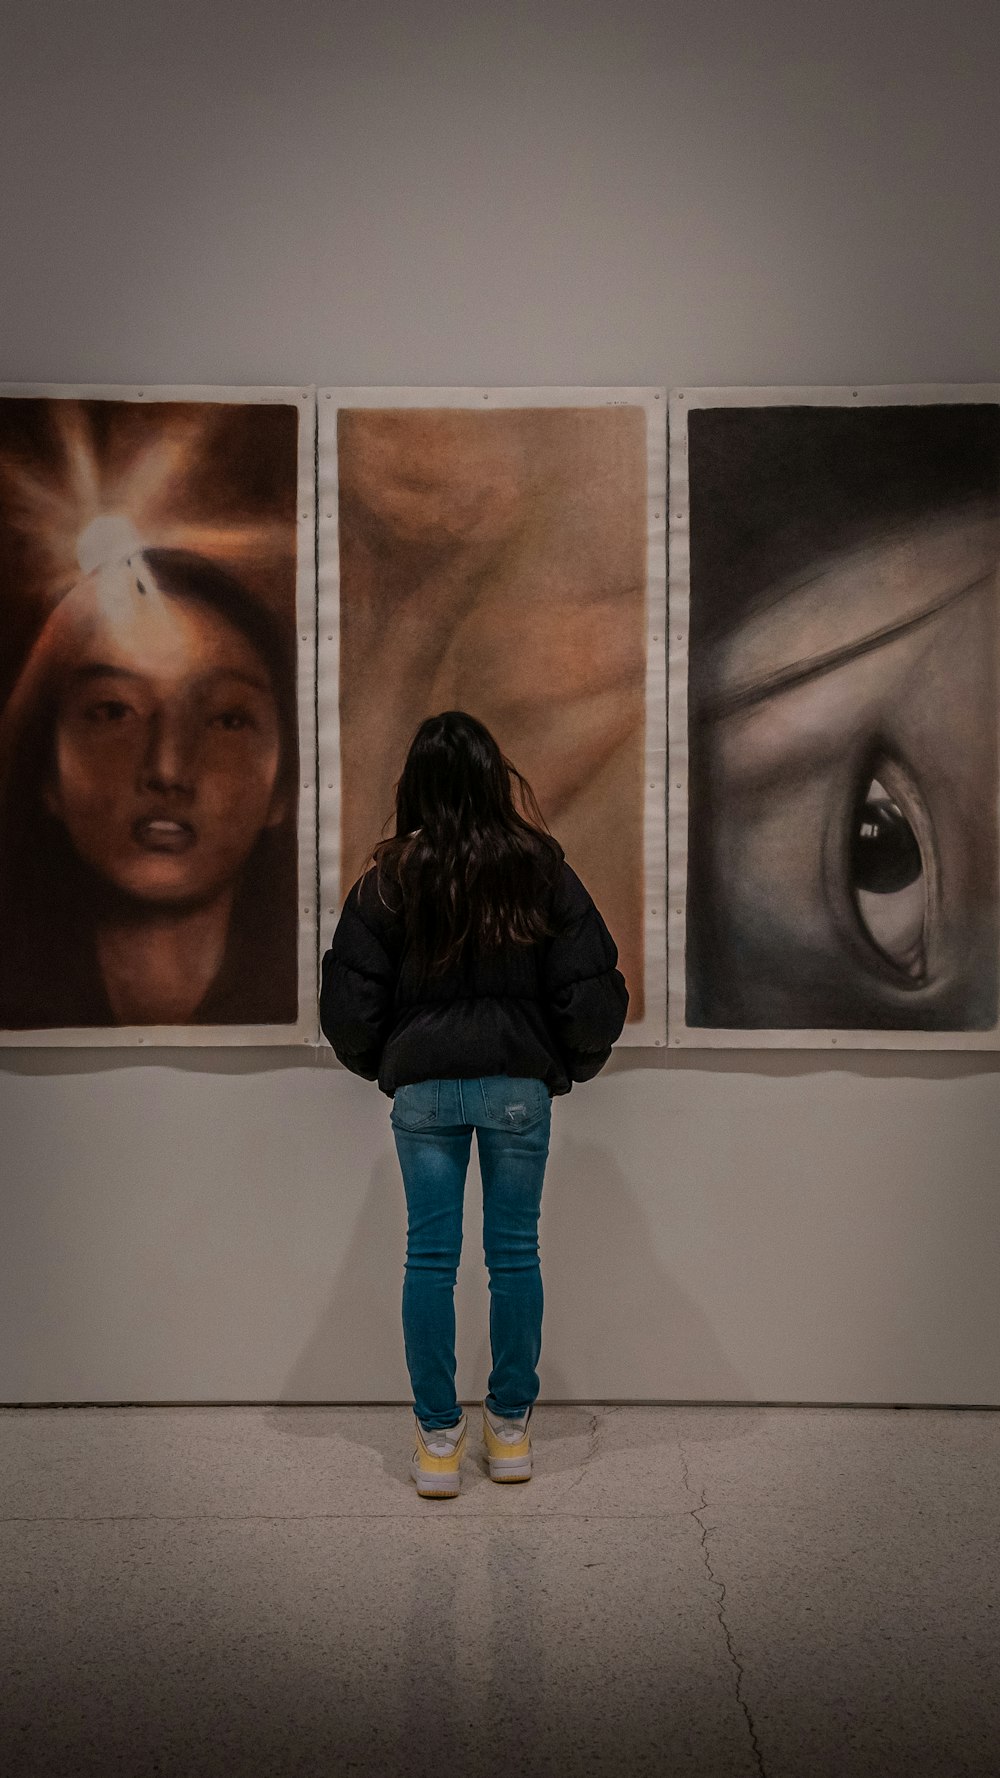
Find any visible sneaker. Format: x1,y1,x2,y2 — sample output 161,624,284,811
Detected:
410,1413,467,1498
482,1402,533,1483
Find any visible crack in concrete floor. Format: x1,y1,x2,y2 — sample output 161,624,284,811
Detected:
680,1438,768,1778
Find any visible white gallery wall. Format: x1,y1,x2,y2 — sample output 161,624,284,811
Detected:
2,0,998,1403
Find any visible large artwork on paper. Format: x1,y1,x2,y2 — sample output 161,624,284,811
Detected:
319,390,666,1043
0,387,316,1045
669,387,1000,1048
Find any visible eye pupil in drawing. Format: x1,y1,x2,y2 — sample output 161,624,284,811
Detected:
851,781,922,895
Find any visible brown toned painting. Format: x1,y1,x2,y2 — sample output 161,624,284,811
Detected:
0,390,309,1040
329,397,657,1024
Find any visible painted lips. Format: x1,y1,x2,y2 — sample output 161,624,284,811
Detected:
132,815,197,853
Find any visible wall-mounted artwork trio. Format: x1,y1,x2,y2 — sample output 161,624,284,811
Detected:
1,381,997,1050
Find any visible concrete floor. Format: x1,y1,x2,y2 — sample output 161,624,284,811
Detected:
1,1405,998,1778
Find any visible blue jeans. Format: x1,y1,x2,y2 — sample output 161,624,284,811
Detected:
391,1075,552,1431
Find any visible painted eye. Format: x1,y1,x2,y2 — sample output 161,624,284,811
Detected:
86,699,134,723
210,709,253,731
850,776,926,978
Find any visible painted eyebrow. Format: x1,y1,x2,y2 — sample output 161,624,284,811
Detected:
197,667,273,692
702,571,995,720
70,664,272,692
71,663,143,683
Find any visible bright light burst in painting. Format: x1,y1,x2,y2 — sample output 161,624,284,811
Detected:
0,401,290,601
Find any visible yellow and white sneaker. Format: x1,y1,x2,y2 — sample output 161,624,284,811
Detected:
411,1413,467,1498
483,1402,533,1483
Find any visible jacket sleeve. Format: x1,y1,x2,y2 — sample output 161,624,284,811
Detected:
541,863,630,1081
319,874,400,1080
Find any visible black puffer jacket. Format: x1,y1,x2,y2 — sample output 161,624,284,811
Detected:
320,854,629,1096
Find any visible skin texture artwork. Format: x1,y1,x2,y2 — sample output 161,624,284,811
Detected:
683,400,1000,1035
336,404,649,1019
0,398,301,1031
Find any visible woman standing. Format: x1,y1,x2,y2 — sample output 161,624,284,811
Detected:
320,710,628,1498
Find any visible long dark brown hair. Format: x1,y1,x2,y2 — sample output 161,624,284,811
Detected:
373,710,560,974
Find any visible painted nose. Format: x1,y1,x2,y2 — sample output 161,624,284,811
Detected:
140,711,197,796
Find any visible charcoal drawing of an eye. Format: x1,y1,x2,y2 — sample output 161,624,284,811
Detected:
682,397,1000,1037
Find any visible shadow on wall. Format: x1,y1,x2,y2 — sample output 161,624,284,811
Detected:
0,1042,997,1082
538,1136,747,1402
278,1145,409,1403
276,1128,747,1406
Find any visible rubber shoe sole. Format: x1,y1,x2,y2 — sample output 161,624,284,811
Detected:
487,1451,533,1483
410,1459,462,1498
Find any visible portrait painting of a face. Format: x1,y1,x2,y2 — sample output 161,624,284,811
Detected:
0,388,316,1044
670,389,1000,1047
319,389,666,1043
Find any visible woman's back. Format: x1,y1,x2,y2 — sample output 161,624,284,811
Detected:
321,843,627,1095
